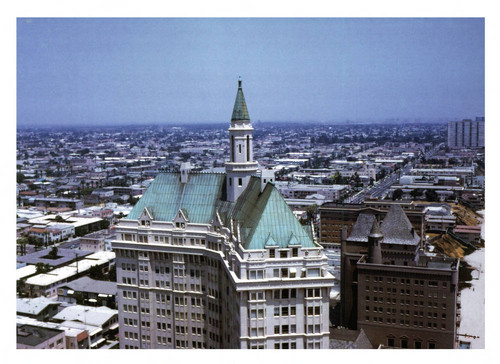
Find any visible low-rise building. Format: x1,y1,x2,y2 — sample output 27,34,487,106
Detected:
57,276,117,308
17,324,66,349
16,297,62,321
24,251,115,298
453,225,482,244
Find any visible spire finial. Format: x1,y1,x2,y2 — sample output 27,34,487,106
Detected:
238,76,242,88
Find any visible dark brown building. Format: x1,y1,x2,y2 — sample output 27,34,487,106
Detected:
340,205,458,349
319,200,425,246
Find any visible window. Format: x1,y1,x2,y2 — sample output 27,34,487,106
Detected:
238,178,243,186
269,249,275,258
388,338,395,347
280,251,288,258
401,339,408,348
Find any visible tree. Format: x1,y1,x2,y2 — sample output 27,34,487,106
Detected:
17,278,26,296
392,189,404,200
88,265,106,280
54,215,65,222
410,189,423,200
305,204,318,224
48,246,58,259
17,172,26,183
35,263,51,274
425,189,439,202
100,220,111,230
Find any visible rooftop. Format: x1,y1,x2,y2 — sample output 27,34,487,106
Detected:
53,305,118,327
60,276,117,296
127,173,315,250
17,297,61,316
17,324,64,347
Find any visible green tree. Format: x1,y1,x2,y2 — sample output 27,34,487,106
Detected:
17,278,26,296
35,262,51,274
425,189,439,202
48,246,58,259
17,172,26,183
392,189,404,200
410,189,423,200
88,265,105,280
305,204,318,224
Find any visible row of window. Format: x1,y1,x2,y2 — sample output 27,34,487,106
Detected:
247,267,320,280
366,296,447,309
121,234,210,247
268,248,299,259
367,276,448,288
365,316,447,330
367,286,446,299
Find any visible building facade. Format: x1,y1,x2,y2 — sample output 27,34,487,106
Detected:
340,205,458,349
111,80,335,349
447,117,485,149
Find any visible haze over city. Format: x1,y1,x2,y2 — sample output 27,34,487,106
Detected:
17,18,484,127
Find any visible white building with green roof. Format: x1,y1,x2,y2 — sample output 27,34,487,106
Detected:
112,79,335,349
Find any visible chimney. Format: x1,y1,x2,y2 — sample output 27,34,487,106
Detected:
260,168,275,192
180,162,191,184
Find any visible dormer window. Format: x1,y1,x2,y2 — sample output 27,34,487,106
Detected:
269,249,275,258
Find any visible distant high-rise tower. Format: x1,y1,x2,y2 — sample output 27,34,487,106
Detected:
447,117,485,149
225,78,258,202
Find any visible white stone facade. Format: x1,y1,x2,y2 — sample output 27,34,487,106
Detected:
113,215,334,349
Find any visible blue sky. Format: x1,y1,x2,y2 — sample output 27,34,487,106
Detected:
17,18,485,126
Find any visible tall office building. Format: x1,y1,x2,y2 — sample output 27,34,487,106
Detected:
447,117,485,149
112,79,335,349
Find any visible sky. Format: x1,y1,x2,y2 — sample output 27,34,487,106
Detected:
17,18,485,126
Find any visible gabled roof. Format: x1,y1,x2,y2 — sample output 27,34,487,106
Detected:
380,205,420,245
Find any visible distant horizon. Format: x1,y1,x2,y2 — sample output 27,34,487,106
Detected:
16,117,480,130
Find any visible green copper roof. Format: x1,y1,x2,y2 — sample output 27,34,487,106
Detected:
126,172,315,250
231,79,250,122
126,173,226,224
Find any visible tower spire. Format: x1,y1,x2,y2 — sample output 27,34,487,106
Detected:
231,77,250,122
225,78,258,202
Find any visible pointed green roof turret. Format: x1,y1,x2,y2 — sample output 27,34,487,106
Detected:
231,77,250,122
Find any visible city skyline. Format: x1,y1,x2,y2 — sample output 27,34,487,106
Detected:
17,18,484,127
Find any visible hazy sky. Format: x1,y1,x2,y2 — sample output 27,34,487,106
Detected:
17,18,484,126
